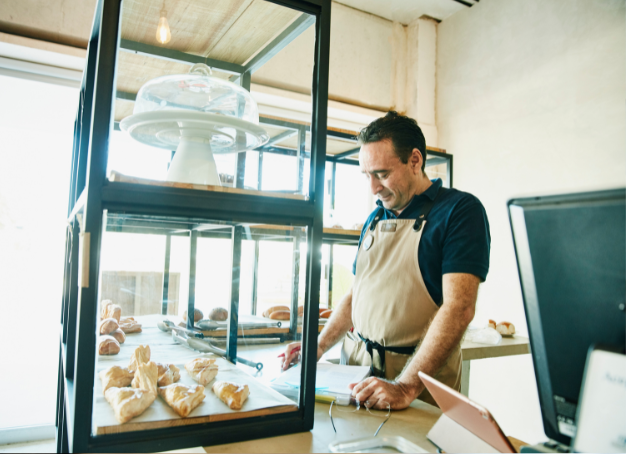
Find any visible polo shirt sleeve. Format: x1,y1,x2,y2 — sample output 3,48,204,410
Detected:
441,197,491,281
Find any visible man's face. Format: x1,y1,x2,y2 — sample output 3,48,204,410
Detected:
360,139,418,213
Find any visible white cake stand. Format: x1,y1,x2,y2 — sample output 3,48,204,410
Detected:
120,111,269,186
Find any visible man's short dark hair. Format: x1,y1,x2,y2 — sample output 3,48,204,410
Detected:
357,111,427,171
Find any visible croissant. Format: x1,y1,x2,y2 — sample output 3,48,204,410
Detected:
99,366,134,395
128,345,150,373
158,384,205,417
212,381,249,410
185,358,218,386
104,387,156,423
131,361,158,395
156,363,181,387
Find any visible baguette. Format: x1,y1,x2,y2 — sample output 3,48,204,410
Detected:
320,310,332,319
262,305,290,318
269,311,290,320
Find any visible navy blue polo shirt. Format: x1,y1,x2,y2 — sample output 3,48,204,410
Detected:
353,179,491,306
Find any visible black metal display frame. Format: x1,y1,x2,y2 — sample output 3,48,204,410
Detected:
56,0,331,451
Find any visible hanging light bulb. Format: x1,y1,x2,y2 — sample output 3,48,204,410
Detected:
156,10,171,44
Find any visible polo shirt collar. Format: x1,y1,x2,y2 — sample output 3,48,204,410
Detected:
375,178,443,214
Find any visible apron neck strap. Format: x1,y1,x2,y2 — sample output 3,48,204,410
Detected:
367,186,449,233
413,186,448,232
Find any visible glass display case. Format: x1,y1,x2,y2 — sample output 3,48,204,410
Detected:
58,0,331,451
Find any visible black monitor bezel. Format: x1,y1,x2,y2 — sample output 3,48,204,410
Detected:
507,188,626,445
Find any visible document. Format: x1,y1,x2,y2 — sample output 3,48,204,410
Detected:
271,363,371,395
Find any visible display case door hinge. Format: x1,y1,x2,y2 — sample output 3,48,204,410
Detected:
78,232,90,288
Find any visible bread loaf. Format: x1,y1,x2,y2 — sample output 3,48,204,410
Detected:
98,335,120,355
99,318,119,335
110,329,126,344
269,311,290,320
496,321,515,335
183,309,204,323
209,307,228,321
263,306,290,318
100,301,121,322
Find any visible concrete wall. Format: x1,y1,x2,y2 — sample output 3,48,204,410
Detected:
437,0,626,444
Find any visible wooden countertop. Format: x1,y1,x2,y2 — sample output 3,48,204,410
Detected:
461,335,530,361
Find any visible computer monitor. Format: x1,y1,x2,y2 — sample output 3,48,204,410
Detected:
508,188,625,446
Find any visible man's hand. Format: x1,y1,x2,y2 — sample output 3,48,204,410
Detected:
280,342,324,370
349,377,417,410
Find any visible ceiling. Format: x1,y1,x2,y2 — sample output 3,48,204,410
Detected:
334,0,475,24
0,0,475,52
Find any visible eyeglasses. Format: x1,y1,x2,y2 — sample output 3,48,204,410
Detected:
329,399,391,437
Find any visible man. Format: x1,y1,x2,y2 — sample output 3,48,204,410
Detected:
281,111,490,410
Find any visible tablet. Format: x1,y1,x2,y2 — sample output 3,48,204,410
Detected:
419,371,516,453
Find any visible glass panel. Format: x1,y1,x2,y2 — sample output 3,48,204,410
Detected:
93,213,308,436
425,157,450,188
110,0,316,199
333,163,372,230
331,245,358,308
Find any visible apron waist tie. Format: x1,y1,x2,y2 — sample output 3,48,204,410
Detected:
357,332,417,376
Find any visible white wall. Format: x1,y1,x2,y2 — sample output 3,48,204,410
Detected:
437,0,626,444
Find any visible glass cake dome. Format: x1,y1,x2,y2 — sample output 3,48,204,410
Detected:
120,64,269,186
133,63,259,123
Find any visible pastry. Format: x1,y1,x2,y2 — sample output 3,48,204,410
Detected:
185,358,218,386
128,345,150,373
262,306,289,318
104,387,156,423
156,363,181,386
320,310,332,319
208,307,228,321
119,317,142,334
98,335,120,355
100,300,121,322
110,329,126,344
158,384,205,418
99,366,134,395
99,318,119,335
131,361,158,395
212,381,250,410
488,319,497,330
269,311,290,320
183,309,204,323
496,321,515,335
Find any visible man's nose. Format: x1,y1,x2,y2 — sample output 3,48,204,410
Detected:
369,176,382,195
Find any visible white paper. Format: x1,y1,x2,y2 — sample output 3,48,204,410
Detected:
272,363,370,395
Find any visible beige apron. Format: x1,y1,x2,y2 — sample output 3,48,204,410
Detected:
341,201,462,407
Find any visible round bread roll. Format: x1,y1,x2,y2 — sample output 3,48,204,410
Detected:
209,307,228,321
320,310,332,319
496,321,515,335
263,305,290,318
488,319,497,330
99,318,119,335
183,308,204,323
98,335,120,355
110,329,126,344
269,311,290,320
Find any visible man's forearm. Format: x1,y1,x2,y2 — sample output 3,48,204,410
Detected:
317,289,354,356
397,274,479,398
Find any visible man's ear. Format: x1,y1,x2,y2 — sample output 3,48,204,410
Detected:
410,148,423,174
